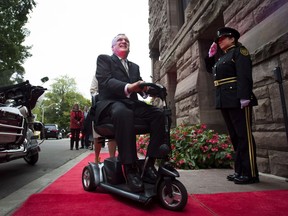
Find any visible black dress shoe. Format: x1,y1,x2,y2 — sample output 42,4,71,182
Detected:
143,165,158,184
227,173,239,181
234,175,260,184
124,164,144,192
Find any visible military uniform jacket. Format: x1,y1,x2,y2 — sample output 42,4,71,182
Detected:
205,45,257,109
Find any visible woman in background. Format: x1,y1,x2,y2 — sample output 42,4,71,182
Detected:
69,103,84,150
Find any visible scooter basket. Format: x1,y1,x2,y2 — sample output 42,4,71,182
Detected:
104,157,126,185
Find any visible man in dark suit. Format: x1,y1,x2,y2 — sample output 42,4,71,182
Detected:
95,33,165,192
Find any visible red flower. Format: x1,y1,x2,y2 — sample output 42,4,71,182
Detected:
226,153,232,160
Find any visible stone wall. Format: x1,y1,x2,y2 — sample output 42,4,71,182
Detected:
148,0,288,177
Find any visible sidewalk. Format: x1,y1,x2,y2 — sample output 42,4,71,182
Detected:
1,147,288,216
178,168,288,194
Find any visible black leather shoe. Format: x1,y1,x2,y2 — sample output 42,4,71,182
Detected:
143,165,158,184
227,173,239,181
124,164,144,192
234,176,260,184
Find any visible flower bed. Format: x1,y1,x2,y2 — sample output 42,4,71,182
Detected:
136,124,234,169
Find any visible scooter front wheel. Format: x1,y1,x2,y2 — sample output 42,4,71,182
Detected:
24,152,39,165
82,165,96,191
158,179,188,211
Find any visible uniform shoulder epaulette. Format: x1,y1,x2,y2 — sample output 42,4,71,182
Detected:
239,46,250,56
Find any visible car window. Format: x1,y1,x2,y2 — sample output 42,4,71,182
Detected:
45,125,58,130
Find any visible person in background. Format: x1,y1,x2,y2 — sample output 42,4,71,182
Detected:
95,33,166,192
69,103,84,150
80,106,89,149
90,75,117,163
205,27,259,184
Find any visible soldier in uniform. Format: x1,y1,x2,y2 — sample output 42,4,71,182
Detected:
205,27,259,184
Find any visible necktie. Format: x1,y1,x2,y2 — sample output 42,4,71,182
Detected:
121,59,129,75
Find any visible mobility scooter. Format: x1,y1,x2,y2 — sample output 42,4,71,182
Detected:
81,83,188,211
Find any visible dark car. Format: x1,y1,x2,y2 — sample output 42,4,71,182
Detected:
44,124,62,139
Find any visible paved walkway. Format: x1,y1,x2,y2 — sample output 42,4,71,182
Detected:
179,168,288,194
1,147,288,216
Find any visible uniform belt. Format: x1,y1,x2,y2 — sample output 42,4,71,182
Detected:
214,77,237,86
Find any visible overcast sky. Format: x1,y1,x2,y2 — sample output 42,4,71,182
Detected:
23,0,151,99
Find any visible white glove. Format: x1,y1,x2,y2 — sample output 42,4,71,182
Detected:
208,42,218,57
240,99,250,109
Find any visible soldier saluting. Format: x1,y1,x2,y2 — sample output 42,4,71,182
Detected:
205,27,259,184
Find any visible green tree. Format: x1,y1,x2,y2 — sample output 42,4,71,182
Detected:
0,0,36,86
33,75,90,132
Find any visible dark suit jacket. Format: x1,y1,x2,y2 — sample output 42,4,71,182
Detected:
94,54,144,122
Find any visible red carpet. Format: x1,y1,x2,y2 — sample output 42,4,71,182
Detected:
13,153,288,216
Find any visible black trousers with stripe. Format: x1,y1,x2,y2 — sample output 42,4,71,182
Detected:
221,106,259,178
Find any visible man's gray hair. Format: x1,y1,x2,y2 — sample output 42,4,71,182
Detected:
111,33,126,47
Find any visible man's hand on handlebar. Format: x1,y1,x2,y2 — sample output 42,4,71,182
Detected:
127,81,148,93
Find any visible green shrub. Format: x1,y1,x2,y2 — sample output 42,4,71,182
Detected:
136,124,234,169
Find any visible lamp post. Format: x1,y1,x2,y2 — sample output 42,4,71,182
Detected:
41,103,57,123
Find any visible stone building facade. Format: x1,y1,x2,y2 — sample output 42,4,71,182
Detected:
148,0,288,177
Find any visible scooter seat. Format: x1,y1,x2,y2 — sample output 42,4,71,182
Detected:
95,116,150,139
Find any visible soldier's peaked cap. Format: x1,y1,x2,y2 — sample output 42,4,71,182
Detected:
215,27,240,42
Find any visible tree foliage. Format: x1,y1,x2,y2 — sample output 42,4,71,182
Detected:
0,0,36,86
33,75,91,132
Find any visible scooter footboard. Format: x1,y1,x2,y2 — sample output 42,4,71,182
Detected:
100,183,152,205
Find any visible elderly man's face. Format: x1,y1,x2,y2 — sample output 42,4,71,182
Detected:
112,35,130,58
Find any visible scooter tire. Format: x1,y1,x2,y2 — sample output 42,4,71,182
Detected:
24,152,39,165
158,179,188,211
82,165,97,191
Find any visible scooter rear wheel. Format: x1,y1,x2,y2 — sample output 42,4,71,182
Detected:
158,179,188,211
82,165,96,191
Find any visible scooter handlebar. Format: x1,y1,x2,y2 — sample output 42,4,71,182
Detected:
139,82,167,99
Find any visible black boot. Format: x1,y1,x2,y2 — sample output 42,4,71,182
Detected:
143,158,158,184
227,173,239,181
234,175,260,184
124,164,144,192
